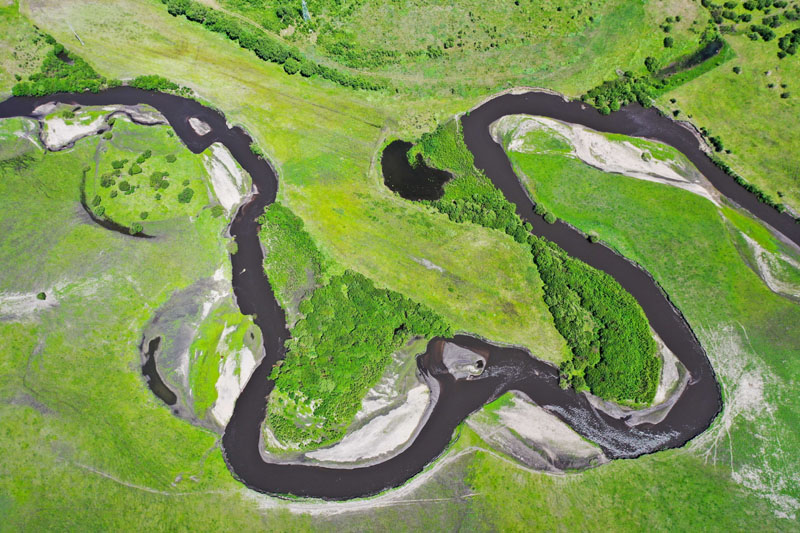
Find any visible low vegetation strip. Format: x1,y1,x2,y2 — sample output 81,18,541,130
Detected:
158,0,386,91
411,121,660,405
259,204,450,449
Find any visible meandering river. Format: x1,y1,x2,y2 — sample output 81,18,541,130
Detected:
4,87,791,499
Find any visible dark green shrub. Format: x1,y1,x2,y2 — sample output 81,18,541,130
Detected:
283,57,300,75
211,205,225,218
129,222,143,235
111,159,126,169
140,211,149,220
165,154,176,163
544,212,557,224
177,187,194,203
92,195,101,207
118,180,131,192
664,36,674,47
128,163,142,175
36,292,46,300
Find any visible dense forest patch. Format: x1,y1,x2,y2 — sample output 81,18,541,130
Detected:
411,121,660,404
257,203,329,323
259,203,450,448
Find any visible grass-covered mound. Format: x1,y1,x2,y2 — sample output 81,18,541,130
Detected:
85,118,212,229
412,120,660,405
259,203,450,449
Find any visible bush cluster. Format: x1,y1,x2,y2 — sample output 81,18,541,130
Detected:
530,238,660,404
12,42,120,97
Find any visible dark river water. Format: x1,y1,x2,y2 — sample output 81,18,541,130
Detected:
4,86,790,500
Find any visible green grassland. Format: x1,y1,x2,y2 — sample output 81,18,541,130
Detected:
0,117,296,529
1,0,798,529
0,1,49,94
188,298,262,420
212,0,705,96
259,204,450,449
657,30,800,212
504,125,800,519
412,120,661,405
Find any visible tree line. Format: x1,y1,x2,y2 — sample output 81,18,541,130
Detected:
159,0,387,91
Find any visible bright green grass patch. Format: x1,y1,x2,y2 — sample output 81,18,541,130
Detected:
0,1,50,95
86,118,211,227
258,203,330,323
465,448,787,531
413,119,660,404
259,203,450,448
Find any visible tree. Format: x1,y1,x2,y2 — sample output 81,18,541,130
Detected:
130,222,143,235
283,57,300,75
177,187,195,203
664,36,674,47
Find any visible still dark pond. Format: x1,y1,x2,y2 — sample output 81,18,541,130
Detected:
381,140,451,201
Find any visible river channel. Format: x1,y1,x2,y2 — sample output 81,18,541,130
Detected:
3,87,784,499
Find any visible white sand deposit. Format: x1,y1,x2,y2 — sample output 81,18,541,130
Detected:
498,392,602,461
492,115,720,205
189,117,211,136
741,233,800,300
0,290,58,320
40,113,106,150
211,345,257,426
411,257,445,272
203,143,247,212
305,385,430,463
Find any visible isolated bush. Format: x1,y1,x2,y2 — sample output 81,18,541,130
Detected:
36,292,46,300
129,222,143,235
165,154,176,163
128,163,142,175
177,187,194,203
544,212,557,224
